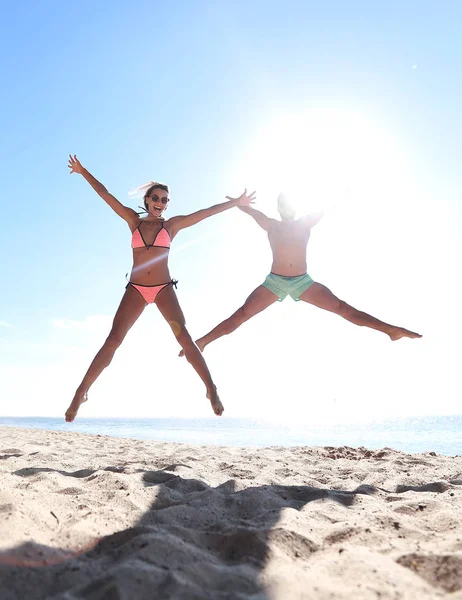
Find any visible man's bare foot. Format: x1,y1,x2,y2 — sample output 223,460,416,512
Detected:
389,327,422,341
65,392,88,422
207,386,224,416
178,337,207,357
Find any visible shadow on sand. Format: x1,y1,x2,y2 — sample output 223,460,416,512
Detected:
0,461,379,600
1,462,460,599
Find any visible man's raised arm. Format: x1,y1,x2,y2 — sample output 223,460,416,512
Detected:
237,206,272,231
299,212,324,229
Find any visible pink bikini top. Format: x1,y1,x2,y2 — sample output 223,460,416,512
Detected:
131,221,171,250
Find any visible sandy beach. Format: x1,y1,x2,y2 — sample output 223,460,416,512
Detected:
1,426,462,599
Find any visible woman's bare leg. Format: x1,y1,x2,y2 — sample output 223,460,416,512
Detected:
65,286,146,422
181,285,278,355
299,282,422,340
155,285,224,416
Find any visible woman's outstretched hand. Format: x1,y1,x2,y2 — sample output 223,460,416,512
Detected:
226,188,256,207
68,154,84,175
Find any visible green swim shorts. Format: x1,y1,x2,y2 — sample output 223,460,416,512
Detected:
262,272,314,302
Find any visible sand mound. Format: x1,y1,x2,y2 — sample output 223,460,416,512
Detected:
1,426,462,599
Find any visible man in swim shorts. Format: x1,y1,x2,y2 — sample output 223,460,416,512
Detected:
180,192,421,355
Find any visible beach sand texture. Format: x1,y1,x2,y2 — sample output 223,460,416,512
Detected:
1,425,462,599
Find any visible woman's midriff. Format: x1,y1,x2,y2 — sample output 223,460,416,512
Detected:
130,247,171,284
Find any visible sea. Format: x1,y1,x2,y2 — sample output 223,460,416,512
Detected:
0,415,461,456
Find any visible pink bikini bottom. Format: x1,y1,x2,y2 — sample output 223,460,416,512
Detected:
126,280,177,304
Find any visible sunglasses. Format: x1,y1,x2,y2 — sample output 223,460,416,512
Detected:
149,195,169,204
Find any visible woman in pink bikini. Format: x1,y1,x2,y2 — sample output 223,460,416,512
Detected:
65,155,255,422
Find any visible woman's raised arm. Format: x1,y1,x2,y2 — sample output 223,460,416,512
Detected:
168,189,255,236
68,155,139,228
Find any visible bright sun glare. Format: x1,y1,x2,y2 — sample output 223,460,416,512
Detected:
232,108,414,218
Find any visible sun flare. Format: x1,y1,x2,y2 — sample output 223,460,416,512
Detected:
232,108,412,218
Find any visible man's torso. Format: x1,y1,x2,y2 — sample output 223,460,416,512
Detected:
267,219,311,276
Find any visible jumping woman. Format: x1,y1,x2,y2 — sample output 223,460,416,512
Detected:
65,155,255,422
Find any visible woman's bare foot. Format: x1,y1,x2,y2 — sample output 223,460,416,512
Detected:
179,337,207,357
65,392,88,422
389,327,422,341
207,386,224,416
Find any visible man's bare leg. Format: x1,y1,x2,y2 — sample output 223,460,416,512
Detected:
180,285,279,356
299,282,422,340
156,286,224,416
65,286,146,422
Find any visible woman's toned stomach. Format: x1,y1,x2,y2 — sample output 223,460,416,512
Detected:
129,248,172,284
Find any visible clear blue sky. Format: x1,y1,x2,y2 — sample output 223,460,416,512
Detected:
1,1,460,420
